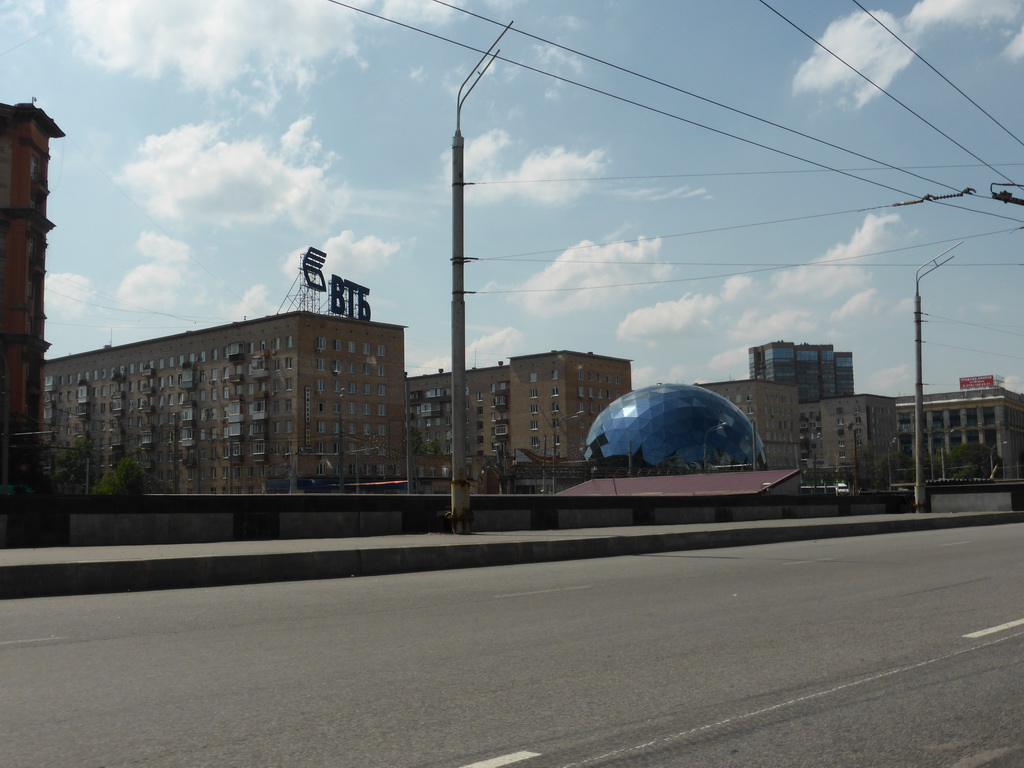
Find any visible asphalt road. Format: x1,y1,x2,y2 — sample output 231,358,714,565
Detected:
3,524,1024,768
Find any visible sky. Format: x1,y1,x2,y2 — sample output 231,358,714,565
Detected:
4,0,1024,398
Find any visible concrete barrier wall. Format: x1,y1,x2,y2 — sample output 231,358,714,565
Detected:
932,492,1012,514
3,486,999,549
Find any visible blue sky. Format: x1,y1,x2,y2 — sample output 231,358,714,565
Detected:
4,0,1024,396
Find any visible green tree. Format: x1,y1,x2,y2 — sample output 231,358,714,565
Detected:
946,443,997,480
92,456,146,495
53,437,94,492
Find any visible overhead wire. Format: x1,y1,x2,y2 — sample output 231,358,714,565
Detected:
326,0,1022,225
475,228,1022,296
431,0,966,196
756,0,1017,186
850,0,1024,154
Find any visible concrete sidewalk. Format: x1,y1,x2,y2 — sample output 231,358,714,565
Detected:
3,510,1023,599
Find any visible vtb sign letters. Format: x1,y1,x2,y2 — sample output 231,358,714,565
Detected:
302,246,371,320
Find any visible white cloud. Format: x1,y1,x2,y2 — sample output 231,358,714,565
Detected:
868,364,911,393
514,237,668,316
770,213,899,298
0,0,43,32
631,365,660,389
793,11,913,109
906,0,1019,31
320,231,402,275
116,232,192,312
794,0,1022,108
721,274,753,302
467,327,527,364
614,186,710,203
707,347,749,374
464,129,607,205
46,273,96,319
118,121,348,230
729,308,817,340
617,292,720,342
1006,24,1024,59
67,0,358,100
830,288,881,321
223,284,276,321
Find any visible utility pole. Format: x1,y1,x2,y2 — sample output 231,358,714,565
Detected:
914,243,961,512
450,23,510,533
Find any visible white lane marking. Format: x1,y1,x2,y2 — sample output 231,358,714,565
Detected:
964,617,1024,638
0,637,65,646
494,586,591,599
783,558,835,565
940,541,972,547
557,631,1024,768
459,751,540,768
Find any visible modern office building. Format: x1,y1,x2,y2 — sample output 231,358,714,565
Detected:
1,102,64,452
408,350,631,493
43,312,407,494
895,379,1024,480
700,378,800,470
749,341,854,403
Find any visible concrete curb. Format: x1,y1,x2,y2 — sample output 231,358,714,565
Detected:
3,511,1023,599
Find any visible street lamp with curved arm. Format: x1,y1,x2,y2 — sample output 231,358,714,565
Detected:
914,242,962,511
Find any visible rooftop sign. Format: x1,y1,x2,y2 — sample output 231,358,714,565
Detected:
301,246,371,320
959,375,1003,390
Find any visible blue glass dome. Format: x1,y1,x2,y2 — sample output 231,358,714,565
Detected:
584,384,766,470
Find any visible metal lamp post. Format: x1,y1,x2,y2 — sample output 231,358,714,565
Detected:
913,243,962,511
450,23,510,533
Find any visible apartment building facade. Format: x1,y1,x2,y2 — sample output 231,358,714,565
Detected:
43,312,406,494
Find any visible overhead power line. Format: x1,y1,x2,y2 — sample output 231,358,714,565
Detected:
756,0,1016,186
328,0,1022,226
850,0,1024,153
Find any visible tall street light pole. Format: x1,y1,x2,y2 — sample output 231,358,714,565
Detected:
914,242,961,512
450,23,510,534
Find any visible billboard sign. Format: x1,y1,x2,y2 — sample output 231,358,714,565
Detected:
301,246,371,320
959,375,999,390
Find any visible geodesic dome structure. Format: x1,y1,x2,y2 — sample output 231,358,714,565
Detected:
584,383,766,470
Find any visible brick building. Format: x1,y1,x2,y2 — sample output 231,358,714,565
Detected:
1,102,64,484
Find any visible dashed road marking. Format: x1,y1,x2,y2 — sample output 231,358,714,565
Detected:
494,586,591,599
460,751,541,767
964,617,1024,638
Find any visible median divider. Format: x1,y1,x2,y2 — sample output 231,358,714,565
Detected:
2,510,1023,599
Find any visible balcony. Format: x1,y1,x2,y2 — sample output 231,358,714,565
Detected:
229,373,245,384
76,403,89,418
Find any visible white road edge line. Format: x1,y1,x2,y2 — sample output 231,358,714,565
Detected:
459,751,541,768
0,637,66,646
783,558,835,565
964,618,1024,638
494,586,591,599
939,541,971,547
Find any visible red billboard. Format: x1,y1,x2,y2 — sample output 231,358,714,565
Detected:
959,375,997,390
